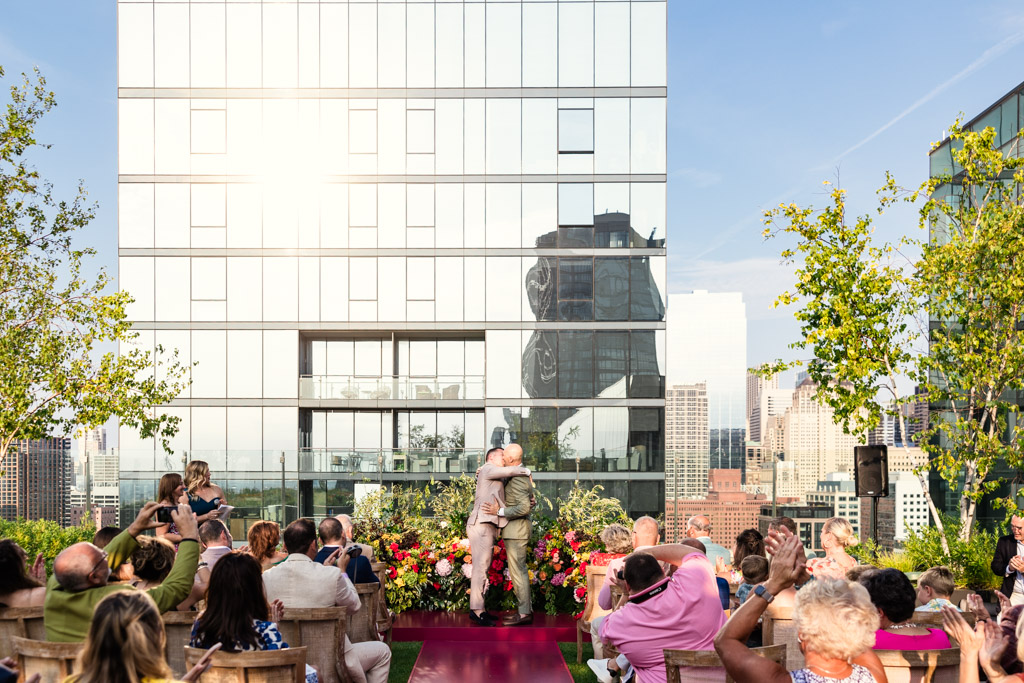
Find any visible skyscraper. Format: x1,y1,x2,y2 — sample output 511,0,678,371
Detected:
665,383,709,501
116,0,668,522
0,439,73,526
780,379,860,495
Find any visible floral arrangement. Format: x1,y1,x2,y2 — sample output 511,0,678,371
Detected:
352,478,630,614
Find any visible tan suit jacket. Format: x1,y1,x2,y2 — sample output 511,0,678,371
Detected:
466,463,530,527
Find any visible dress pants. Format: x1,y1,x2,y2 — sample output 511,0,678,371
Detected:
504,536,532,615
468,521,498,611
590,615,607,659
344,641,392,683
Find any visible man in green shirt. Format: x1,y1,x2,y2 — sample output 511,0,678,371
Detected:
44,501,200,642
483,443,535,625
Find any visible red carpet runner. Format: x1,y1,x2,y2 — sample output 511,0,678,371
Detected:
396,611,577,682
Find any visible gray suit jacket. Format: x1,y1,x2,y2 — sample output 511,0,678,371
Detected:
466,463,530,528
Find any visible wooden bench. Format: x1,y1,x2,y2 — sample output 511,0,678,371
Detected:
0,607,45,660
184,645,308,683
762,605,803,671
162,611,198,678
874,647,960,683
664,644,787,683
276,607,348,683
10,636,83,683
577,564,610,662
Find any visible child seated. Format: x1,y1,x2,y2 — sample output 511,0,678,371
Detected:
915,565,960,611
736,555,769,605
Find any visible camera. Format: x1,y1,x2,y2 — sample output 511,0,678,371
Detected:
156,506,176,524
346,546,362,558
616,569,624,581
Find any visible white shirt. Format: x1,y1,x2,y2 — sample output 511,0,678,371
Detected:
1010,540,1024,595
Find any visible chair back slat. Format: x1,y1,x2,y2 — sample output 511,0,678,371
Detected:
0,607,45,660
347,585,379,644
874,647,961,683
162,611,198,678
184,645,307,683
11,636,83,683
664,644,787,683
275,607,347,683
580,565,610,627
762,605,803,671
369,562,393,644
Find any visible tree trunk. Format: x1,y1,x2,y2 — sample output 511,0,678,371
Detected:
894,408,951,555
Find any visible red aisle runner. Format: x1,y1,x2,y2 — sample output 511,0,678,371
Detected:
408,640,574,683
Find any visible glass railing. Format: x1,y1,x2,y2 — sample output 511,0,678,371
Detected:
299,448,487,474
299,375,486,400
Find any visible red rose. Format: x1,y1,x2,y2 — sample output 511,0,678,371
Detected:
579,562,589,574
491,559,503,571
447,554,455,562
411,564,419,573
504,581,513,591
412,543,421,549
389,543,399,552
395,552,406,561
387,567,398,579
575,587,586,598
433,582,441,590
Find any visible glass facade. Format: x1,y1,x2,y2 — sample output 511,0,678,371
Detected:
117,0,667,525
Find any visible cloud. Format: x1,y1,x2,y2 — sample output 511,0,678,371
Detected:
671,167,723,189
669,257,798,321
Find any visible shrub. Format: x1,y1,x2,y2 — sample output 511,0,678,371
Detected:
0,517,97,575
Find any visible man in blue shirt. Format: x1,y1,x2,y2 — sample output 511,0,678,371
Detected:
315,517,378,584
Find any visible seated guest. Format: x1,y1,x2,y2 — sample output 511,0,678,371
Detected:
715,532,885,683
247,521,288,572
63,590,211,683
156,473,188,546
93,526,133,583
860,568,951,649
720,529,765,583
685,515,731,566
263,519,391,683
189,552,318,682
589,516,661,662
131,536,208,611
45,502,200,642
736,555,769,605
335,514,374,560
807,517,858,579
915,566,959,612
0,540,45,607
597,543,727,683
846,565,878,583
590,523,633,566
315,518,377,584
199,520,233,571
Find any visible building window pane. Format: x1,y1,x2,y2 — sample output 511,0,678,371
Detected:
525,256,557,322
629,331,663,398
595,331,628,397
595,258,629,320
557,258,593,322
558,184,594,226
558,331,593,399
630,257,665,321
559,108,594,153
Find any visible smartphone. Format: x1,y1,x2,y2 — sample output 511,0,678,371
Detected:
156,506,176,524
346,545,362,558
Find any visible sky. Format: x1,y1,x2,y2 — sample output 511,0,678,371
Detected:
4,1,1024,385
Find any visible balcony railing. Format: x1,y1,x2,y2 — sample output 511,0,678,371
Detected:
299,448,487,474
299,375,485,401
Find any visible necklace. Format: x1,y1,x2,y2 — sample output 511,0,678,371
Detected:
885,622,918,631
808,662,852,678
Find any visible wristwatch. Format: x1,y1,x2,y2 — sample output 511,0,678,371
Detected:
753,584,775,604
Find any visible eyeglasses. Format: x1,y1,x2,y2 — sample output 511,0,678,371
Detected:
1012,524,1024,532
92,550,109,575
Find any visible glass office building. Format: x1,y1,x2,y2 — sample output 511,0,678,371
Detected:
116,0,667,528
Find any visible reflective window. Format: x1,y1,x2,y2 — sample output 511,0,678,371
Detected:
349,4,377,87
629,331,663,398
522,183,557,248
557,259,593,321
595,99,630,173
378,4,406,88
522,99,557,174
559,407,594,464
631,99,667,173
558,184,594,226
558,3,594,86
435,4,464,88
486,4,521,87
486,100,521,174
629,408,664,472
594,406,628,458
630,257,666,321
559,108,594,153
630,2,666,87
595,4,630,87
595,258,630,320
558,331,593,399
595,332,628,397
349,259,377,301
524,257,557,321
630,183,666,245
522,330,557,399
522,4,557,87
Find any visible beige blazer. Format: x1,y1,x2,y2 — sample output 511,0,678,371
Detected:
466,463,530,528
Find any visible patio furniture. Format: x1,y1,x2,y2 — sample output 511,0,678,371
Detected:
663,644,786,683
874,647,960,683
0,607,45,660
184,645,308,683
10,636,83,683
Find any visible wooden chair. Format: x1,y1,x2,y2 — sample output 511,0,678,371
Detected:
576,564,610,662
369,561,393,645
10,636,83,683
275,607,348,683
762,605,803,671
347,584,379,644
184,645,307,683
664,644,787,683
874,647,961,683
0,607,45,660
910,611,976,629
162,611,198,678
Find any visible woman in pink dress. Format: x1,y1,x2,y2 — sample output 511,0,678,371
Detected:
806,517,858,580
859,568,951,650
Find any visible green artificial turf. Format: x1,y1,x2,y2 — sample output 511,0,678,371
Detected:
388,641,423,683
559,642,596,683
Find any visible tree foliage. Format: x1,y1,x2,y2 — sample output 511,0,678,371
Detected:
761,120,1024,542
0,67,188,471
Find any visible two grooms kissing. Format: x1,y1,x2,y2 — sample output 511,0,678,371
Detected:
466,443,535,626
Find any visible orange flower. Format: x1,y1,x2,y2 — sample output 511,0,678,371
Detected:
539,571,548,581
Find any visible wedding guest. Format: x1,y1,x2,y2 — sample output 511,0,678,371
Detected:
860,568,951,649
720,529,765,582
246,521,288,572
916,566,960,612
93,526,133,583
590,524,634,566
736,555,769,605
943,606,1024,683
0,540,45,607
314,517,377,584
130,536,208,611
806,517,858,579
184,460,227,523
685,515,731,566
199,520,233,571
335,514,374,560
156,473,187,545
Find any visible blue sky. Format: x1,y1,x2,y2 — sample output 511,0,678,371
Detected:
4,2,1024,375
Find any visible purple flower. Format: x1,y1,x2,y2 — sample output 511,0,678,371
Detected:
534,540,547,561
551,572,567,587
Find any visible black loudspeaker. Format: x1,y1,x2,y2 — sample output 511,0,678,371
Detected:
855,445,889,497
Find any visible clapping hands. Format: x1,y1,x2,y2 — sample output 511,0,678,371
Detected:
766,532,810,590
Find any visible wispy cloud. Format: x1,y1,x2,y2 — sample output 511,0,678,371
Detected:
671,167,724,189
670,257,798,321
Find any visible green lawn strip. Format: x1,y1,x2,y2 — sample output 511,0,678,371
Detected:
388,641,423,683
558,642,596,683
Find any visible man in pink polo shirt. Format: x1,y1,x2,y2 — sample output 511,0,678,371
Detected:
599,544,727,683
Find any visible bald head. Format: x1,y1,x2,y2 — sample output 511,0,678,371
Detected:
632,516,660,548
686,515,711,538
335,514,354,543
504,443,523,466
680,538,707,554
54,542,109,592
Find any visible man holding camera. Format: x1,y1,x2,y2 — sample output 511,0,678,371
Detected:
315,517,378,583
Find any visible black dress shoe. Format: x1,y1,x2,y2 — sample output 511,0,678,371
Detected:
502,613,533,626
469,611,497,626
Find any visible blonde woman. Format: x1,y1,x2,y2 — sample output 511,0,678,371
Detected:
807,517,858,580
63,591,211,683
183,460,226,523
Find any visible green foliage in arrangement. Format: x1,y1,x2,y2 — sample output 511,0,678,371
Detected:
0,517,97,575
352,478,628,614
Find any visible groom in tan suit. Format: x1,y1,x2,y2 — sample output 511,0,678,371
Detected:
466,446,531,626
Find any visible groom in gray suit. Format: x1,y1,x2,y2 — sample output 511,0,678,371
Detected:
466,446,531,626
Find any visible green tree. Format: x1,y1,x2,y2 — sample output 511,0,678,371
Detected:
0,67,188,473
761,120,1024,545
